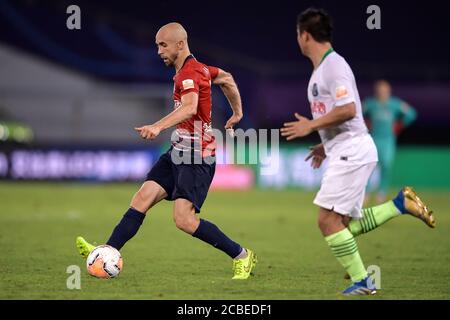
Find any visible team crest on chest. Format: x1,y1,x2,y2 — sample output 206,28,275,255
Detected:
312,83,319,97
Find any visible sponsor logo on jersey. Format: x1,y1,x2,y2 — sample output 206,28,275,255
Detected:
311,101,326,115
335,85,349,99
203,122,213,133
182,79,195,90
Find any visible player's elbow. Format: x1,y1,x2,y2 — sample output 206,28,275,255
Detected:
342,103,356,120
220,71,236,88
185,104,198,117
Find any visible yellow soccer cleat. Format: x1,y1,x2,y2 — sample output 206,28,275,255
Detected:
232,249,257,280
76,236,96,258
400,186,436,228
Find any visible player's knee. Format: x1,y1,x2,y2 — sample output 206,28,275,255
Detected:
317,212,334,232
131,188,157,213
130,189,152,213
173,211,197,234
317,215,327,232
173,214,190,232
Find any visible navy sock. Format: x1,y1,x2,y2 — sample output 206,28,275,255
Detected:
192,219,242,258
106,208,145,250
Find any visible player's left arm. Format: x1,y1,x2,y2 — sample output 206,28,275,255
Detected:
135,92,198,140
211,67,243,130
398,100,417,127
392,99,417,135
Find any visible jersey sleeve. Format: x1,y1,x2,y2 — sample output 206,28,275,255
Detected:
323,59,356,107
177,68,200,97
207,66,220,80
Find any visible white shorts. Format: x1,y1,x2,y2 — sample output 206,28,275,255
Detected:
313,134,378,219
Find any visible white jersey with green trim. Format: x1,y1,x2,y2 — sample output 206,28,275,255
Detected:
307,50,371,156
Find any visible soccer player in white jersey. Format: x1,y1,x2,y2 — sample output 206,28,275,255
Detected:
281,8,435,295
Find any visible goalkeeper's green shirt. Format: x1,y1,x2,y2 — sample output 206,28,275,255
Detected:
363,96,417,141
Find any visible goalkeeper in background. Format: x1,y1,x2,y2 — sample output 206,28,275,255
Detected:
363,80,417,203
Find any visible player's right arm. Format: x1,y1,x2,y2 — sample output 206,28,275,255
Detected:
210,67,243,129
135,92,198,140
281,104,356,140
135,67,201,140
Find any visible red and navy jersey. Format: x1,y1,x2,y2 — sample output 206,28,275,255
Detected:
172,55,218,157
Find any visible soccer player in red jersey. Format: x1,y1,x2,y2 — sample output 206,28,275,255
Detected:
76,23,257,279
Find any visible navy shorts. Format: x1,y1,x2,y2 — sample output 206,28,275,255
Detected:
145,148,216,213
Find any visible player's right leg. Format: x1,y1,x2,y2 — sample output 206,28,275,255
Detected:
76,181,167,258
348,186,435,238
75,237,96,258
347,137,434,237
104,181,167,250
77,151,174,258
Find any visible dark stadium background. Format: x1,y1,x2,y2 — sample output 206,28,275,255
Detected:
1,0,449,144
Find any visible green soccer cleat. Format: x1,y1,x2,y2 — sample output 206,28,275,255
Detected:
76,236,96,258
394,186,436,228
232,249,257,280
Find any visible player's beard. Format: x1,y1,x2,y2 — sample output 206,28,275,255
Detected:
163,53,178,67
164,58,173,66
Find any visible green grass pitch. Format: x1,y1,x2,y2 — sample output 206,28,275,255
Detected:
1,182,449,299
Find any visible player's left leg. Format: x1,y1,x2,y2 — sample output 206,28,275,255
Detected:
314,146,378,295
172,198,257,279
318,209,376,295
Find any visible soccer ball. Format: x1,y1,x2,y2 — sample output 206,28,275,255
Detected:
86,245,123,279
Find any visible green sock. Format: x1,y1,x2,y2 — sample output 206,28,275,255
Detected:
325,228,367,283
349,201,400,237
